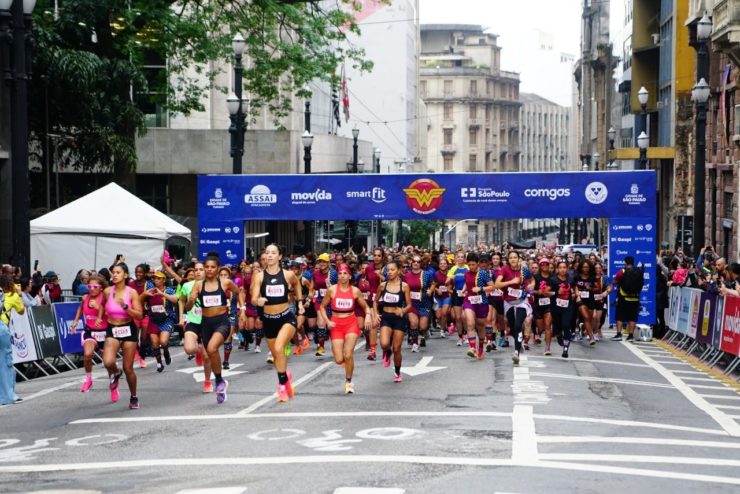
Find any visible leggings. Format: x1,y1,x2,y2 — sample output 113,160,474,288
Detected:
506,306,527,352
552,306,574,344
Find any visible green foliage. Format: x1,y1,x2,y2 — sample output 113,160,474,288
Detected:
29,0,381,175
404,220,443,249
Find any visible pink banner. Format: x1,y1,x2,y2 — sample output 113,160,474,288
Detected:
719,296,740,357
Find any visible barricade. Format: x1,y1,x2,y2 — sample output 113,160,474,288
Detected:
665,286,740,376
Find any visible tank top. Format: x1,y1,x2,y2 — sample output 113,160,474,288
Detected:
490,267,504,299
499,265,528,302
554,275,574,309
331,285,355,313
148,291,168,323
83,293,106,329
434,270,449,297
379,281,405,308
464,269,490,305
105,286,133,320
313,269,330,302
575,276,594,301
358,276,373,302
199,278,228,309
404,270,424,304
260,268,290,306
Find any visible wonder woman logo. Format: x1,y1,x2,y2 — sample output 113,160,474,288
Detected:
403,179,446,215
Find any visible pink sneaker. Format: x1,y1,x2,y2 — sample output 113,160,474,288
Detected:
448,324,456,335
109,371,122,403
393,373,403,383
277,384,290,402
286,371,296,398
382,350,391,368
138,358,148,369
80,376,93,393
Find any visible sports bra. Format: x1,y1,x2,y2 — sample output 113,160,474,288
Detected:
199,278,228,309
260,268,290,306
379,281,406,308
331,285,355,313
105,286,133,320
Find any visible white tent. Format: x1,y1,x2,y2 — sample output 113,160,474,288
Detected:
31,183,191,289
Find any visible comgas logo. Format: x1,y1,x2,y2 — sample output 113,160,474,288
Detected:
523,188,571,201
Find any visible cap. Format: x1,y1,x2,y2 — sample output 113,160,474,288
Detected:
337,263,351,274
294,257,304,265
153,271,167,278
44,271,58,278
317,253,330,262
538,258,550,265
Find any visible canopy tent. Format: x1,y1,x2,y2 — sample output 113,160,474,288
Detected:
31,183,191,289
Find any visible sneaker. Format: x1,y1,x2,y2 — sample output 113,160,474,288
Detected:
203,381,214,393
286,371,295,398
411,343,419,353
534,336,542,345
266,353,274,364
222,361,230,370
367,351,376,361
523,343,530,351
109,371,122,403
512,351,520,366
562,347,569,358
284,343,292,357
195,352,203,366
163,349,171,366
588,338,596,347
382,350,391,368
486,342,494,352
215,379,229,404
456,338,463,347
466,349,477,359
448,324,456,335
80,376,93,393
502,340,510,348
301,337,310,350
277,384,291,402
476,349,484,360
344,382,355,394
128,397,140,410
294,345,303,355
138,358,148,369
626,334,634,342
187,354,195,361
544,347,552,356
439,330,447,339
254,346,262,353
315,346,325,356
156,363,164,373
393,373,403,383
419,337,426,348
594,334,601,342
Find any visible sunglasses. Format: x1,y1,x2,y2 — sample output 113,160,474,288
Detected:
88,284,101,289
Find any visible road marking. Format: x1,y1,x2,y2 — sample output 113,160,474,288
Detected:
536,435,740,448
539,453,740,467
235,341,365,415
176,489,247,494
672,370,704,375
400,356,446,376
534,413,729,436
177,363,247,383
511,354,550,405
716,405,740,411
529,372,673,389
698,394,740,400
681,376,723,382
622,341,740,437
511,405,537,462
689,383,734,390
652,360,689,365
335,489,404,494
526,356,650,368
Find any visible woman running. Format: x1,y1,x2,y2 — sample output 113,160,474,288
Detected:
103,263,144,409
249,244,305,402
552,260,577,358
180,263,213,392
70,275,108,392
495,251,534,365
447,252,469,347
311,253,337,356
320,263,372,394
140,271,178,372
219,267,238,368
532,258,556,356
403,255,434,353
187,253,243,404
592,262,611,340
461,253,495,360
574,260,597,346
489,253,507,348
373,261,412,383
355,259,375,359
432,257,451,340
128,263,152,369
363,248,385,360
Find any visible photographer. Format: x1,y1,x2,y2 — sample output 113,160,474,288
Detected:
719,263,740,298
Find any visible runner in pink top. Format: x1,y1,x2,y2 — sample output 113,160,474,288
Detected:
70,275,108,392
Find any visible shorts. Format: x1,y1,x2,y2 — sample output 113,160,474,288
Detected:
184,322,202,338
107,322,139,344
577,298,597,311
532,299,552,319
82,327,108,349
616,298,640,323
409,303,430,318
451,292,464,308
489,298,504,316
147,316,173,335
201,314,231,348
330,315,360,340
435,296,451,307
462,300,489,319
303,300,317,319
261,308,298,339
380,312,407,332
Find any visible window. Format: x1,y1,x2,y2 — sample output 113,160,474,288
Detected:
485,104,491,120
470,80,478,95
420,80,427,98
443,156,453,171
443,103,453,120
469,154,477,171
444,80,453,96
135,49,169,128
470,130,478,145
724,191,734,219
470,104,477,118
444,129,453,145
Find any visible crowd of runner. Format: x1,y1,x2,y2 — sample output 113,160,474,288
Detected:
2,241,738,409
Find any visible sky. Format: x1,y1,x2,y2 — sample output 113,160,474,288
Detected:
419,0,584,106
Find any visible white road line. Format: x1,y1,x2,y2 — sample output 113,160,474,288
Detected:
698,394,740,400
539,453,740,467
176,489,247,494
672,370,705,375
334,489,405,494
511,405,537,462
235,341,365,416
526,356,650,368
651,360,688,365
529,372,673,389
534,413,728,436
681,376,723,382
536,435,740,448
689,383,734,390
622,341,740,437
717,405,740,411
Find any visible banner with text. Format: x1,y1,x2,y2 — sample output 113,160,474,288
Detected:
694,292,719,346
52,302,84,355
719,296,740,357
29,305,62,359
10,311,39,364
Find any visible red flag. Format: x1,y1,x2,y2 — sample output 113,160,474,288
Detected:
341,65,350,123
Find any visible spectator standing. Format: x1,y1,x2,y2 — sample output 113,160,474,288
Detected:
0,274,24,404
19,277,39,308
40,271,62,305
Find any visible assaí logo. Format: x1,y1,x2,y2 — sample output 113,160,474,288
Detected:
244,185,277,207
523,187,571,201
207,187,231,209
291,188,333,205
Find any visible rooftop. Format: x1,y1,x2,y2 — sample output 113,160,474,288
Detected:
420,24,498,38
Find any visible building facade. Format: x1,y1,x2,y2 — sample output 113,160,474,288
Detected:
419,24,521,246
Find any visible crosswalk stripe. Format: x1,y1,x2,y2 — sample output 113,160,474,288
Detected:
175,488,247,494
334,489,405,494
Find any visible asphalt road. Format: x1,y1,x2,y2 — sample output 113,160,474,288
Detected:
2,331,740,494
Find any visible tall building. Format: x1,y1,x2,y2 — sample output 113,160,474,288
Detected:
519,93,573,240
419,24,521,246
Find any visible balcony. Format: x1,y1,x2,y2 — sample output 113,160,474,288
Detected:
443,91,455,99
468,118,482,129
713,0,740,66
441,121,455,130
499,145,508,155
485,143,496,154
441,144,457,155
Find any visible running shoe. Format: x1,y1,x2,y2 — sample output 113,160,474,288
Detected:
544,347,552,356
485,341,493,352
456,338,463,347
594,334,601,342
448,324,456,335
523,343,530,351
222,360,230,370
316,346,325,356
625,334,634,342
411,343,420,353
195,351,203,366
588,338,596,347
393,373,403,383
496,336,505,348
466,349,477,359
128,397,140,410
277,384,290,402
294,345,303,355
187,354,195,361
419,337,426,348
301,337,310,350
255,345,262,353
203,381,214,393
215,379,229,404
156,363,164,373
164,349,171,366
562,347,569,358
266,353,274,364
344,382,355,394
284,343,292,357
109,371,122,403
382,350,391,368
286,371,296,398
80,376,93,393
367,351,376,361
610,333,623,341
512,351,520,366
534,336,542,345
476,349,484,360
502,340,510,348
138,358,148,369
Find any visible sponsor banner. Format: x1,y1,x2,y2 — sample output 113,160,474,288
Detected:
10,310,39,364
719,296,740,357
713,296,725,350
52,302,84,355
688,288,703,339
667,286,682,330
675,287,696,335
199,171,657,221
694,292,718,346
29,305,62,359
198,221,244,263
608,217,656,325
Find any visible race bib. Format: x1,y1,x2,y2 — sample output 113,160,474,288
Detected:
335,298,353,310
410,291,422,301
491,289,503,297
202,295,222,307
319,289,327,297
508,288,523,298
468,295,483,304
456,290,465,297
266,285,285,298
91,331,107,342
192,306,202,317
579,291,590,299
112,325,132,338
150,305,165,313
383,293,400,304
556,298,569,308
438,286,448,293
538,298,551,306
594,293,603,301
363,292,371,300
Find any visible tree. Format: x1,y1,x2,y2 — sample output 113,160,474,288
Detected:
29,0,379,190
405,220,443,249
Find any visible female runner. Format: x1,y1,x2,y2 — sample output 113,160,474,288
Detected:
180,263,214,392
311,253,337,356
70,275,108,392
373,261,412,383
495,251,534,365
461,253,495,360
404,255,434,353
140,271,178,372
574,260,597,346
447,252,469,346
592,262,611,341
432,257,451,340
552,260,577,358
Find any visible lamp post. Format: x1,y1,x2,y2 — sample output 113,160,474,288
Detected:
692,77,710,258
637,131,649,170
351,126,359,174
228,33,247,175
592,152,600,171
638,85,648,141
607,127,617,169
1,0,36,274
302,130,314,252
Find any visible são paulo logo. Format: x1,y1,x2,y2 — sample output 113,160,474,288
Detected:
207,187,231,209
584,181,608,205
403,178,446,215
244,185,277,207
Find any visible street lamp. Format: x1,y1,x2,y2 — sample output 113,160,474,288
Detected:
0,0,37,274
228,33,247,175
351,126,359,174
373,147,381,173
637,131,649,170
692,77,710,257
607,127,617,169
302,130,313,175
593,152,600,171
637,86,648,155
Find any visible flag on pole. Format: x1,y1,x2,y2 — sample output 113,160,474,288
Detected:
332,83,341,132
341,65,350,123
720,63,731,146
